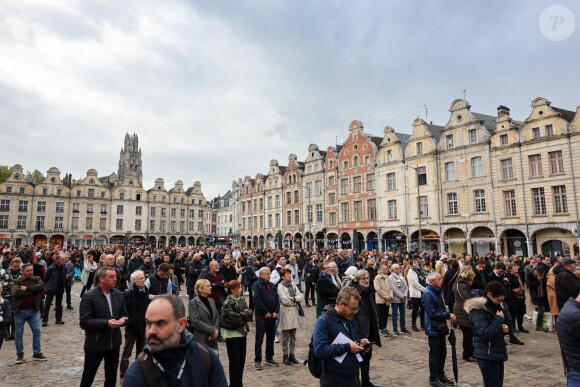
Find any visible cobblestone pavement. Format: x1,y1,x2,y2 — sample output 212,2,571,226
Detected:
0,283,567,386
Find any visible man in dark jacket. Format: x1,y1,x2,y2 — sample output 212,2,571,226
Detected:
119,270,150,378
42,254,67,326
422,272,456,387
252,266,280,369
472,259,490,291
186,253,205,300
486,262,523,344
145,263,172,296
199,261,226,311
317,262,341,308
303,256,317,307
11,263,46,363
556,292,580,385
219,255,237,283
528,267,549,331
442,259,459,313
79,267,128,387
555,258,580,313
349,270,381,387
64,255,75,309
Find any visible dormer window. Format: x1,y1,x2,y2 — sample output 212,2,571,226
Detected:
416,142,423,155
446,135,454,149
120,192,125,200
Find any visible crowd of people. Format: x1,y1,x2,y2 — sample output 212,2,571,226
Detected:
0,242,579,386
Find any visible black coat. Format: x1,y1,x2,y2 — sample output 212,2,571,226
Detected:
554,265,580,312
186,259,205,285
252,279,280,319
556,297,580,374
442,268,458,306
527,270,548,307
79,285,127,352
304,263,316,285
349,282,381,346
317,274,340,307
44,264,67,294
466,297,508,362
124,285,150,335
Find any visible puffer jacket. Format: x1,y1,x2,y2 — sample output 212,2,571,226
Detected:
221,294,253,336
453,278,473,328
374,273,393,305
556,297,580,374
422,284,450,336
465,296,507,362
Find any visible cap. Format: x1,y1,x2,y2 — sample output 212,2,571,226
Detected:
440,254,449,260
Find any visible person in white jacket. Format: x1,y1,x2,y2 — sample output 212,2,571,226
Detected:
390,264,410,335
407,258,427,331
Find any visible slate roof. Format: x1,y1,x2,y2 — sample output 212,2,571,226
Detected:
425,123,444,141
473,112,497,133
553,106,576,123
396,133,411,149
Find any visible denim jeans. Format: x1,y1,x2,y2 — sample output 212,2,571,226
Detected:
477,358,504,387
14,309,42,355
391,301,406,331
536,305,546,328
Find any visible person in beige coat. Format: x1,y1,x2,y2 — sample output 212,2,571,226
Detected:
277,268,303,365
374,264,394,337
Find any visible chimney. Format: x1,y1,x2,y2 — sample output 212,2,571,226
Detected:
497,105,510,118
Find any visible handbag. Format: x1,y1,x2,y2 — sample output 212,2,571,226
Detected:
433,319,449,335
512,287,523,297
220,315,239,330
297,302,305,317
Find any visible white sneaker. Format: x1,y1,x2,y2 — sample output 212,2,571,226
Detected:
524,314,532,320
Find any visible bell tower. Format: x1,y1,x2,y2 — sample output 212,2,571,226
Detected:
118,133,142,184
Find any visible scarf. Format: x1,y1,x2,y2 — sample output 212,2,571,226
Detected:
391,272,405,287
413,266,427,282
281,280,296,298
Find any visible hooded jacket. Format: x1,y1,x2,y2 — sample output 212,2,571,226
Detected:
465,296,507,362
554,265,580,312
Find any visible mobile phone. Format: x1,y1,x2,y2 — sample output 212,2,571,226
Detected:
362,341,375,349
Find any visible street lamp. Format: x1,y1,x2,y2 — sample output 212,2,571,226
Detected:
408,165,422,252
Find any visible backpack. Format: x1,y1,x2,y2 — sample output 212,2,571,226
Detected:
307,313,331,379
138,342,212,387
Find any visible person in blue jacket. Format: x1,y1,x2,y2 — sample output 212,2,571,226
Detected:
556,291,580,386
422,272,456,387
465,281,510,387
313,286,371,387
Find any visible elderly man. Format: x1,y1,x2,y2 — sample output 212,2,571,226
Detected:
422,272,456,387
186,252,205,300
555,257,580,314
317,262,341,309
119,270,150,378
122,295,227,386
199,260,226,310
93,254,122,289
252,267,280,370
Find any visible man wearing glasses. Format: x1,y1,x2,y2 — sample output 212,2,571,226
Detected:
313,287,372,387
317,263,341,310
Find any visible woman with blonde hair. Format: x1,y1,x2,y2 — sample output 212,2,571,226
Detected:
188,279,220,353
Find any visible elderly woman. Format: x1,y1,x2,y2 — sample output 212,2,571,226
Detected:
454,267,476,362
189,279,220,353
390,263,411,335
222,280,253,387
342,266,358,288
374,264,394,337
287,255,301,291
277,268,303,365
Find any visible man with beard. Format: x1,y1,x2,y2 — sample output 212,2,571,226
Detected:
79,267,128,387
122,295,227,386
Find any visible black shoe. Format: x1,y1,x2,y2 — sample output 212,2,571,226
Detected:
519,327,529,333
439,375,455,385
401,328,412,335
392,330,400,336
55,320,65,325
217,336,225,343
305,303,311,307
429,380,445,387
509,336,524,345
6,335,14,341
264,359,279,367
463,356,477,362
412,325,420,332
289,354,300,364
42,321,48,327
283,355,292,365
361,382,377,387
66,306,73,310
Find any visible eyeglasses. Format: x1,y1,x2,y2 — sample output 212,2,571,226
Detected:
343,304,359,313
360,276,370,280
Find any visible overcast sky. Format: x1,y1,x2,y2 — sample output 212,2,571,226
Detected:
1,0,579,199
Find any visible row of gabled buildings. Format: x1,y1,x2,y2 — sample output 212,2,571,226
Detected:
230,97,580,259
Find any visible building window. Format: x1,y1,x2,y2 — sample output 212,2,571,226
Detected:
447,193,458,215
101,204,107,214
86,217,93,229
42,188,48,195
0,200,10,212
275,213,280,227
328,193,336,205
54,217,63,230
329,212,336,226
88,189,95,198
161,208,167,217
100,218,106,230
171,208,176,217
446,134,454,149
307,205,313,223
76,191,81,197
388,200,397,220
532,127,540,140
316,204,323,222
6,187,12,193
180,221,185,231
18,200,28,212
353,156,359,167
136,206,142,215
292,190,299,203
315,180,322,195
197,223,203,232
85,203,93,214
387,150,393,163
529,154,542,177
36,216,45,231
198,210,203,218
418,196,428,217
445,162,455,182
474,189,486,213
501,159,513,179
73,203,80,213
56,202,64,213
268,214,273,228
416,142,423,155
101,192,105,199
286,192,292,205
275,195,280,208
259,198,264,210
151,220,157,231
120,192,125,200
160,220,166,231
37,201,46,212
162,196,166,203
366,174,375,191
367,199,376,220
500,134,508,145
189,209,195,218
150,207,156,217
353,201,363,221
546,124,554,138
180,209,186,218
549,151,564,174
19,187,25,194
294,210,300,225
267,196,272,209
471,157,483,177
17,215,26,229
329,159,334,169
328,175,335,186
340,179,348,195
56,189,62,196
115,219,123,230
532,188,546,215
287,211,292,225
387,173,396,190
469,129,477,144
553,185,568,214
353,176,362,193
171,221,176,231
341,202,349,221
417,167,427,186
364,155,370,165
343,160,348,169
306,182,312,197
504,190,517,217
0,215,8,228
117,205,123,215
